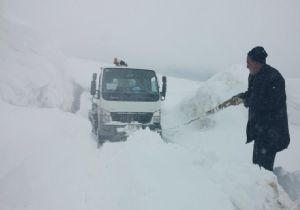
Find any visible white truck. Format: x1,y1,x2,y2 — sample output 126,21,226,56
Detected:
88,66,167,143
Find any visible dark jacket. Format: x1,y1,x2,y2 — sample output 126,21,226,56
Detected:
239,64,290,152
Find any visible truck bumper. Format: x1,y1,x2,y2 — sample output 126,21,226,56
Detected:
99,123,162,141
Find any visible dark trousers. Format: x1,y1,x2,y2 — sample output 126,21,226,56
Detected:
252,141,277,171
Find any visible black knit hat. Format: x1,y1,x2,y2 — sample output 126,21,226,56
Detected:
248,46,268,64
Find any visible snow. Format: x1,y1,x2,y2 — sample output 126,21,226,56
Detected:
0,15,73,111
1,15,300,210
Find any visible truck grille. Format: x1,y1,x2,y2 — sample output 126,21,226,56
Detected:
111,112,153,124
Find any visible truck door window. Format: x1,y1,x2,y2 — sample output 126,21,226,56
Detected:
151,77,158,92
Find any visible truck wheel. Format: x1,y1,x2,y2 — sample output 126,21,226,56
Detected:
88,111,98,135
149,123,162,131
92,119,98,135
97,134,106,146
96,124,106,145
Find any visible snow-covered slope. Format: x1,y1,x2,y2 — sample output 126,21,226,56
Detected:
0,15,73,111
1,15,300,210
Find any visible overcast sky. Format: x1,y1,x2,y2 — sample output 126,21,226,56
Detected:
1,0,300,78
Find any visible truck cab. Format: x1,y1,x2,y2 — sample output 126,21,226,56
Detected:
89,66,167,143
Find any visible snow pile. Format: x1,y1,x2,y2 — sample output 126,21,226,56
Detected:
180,65,248,124
0,15,73,111
0,97,296,209
286,78,300,126
0,100,94,210
66,57,112,88
274,167,300,203
97,131,294,210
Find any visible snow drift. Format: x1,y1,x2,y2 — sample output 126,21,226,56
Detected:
0,15,73,111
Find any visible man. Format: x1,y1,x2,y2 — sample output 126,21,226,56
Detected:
233,46,290,171
128,79,143,92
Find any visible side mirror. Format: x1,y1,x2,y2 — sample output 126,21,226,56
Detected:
90,73,97,95
160,76,167,101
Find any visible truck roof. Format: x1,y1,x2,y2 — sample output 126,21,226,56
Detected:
100,66,155,72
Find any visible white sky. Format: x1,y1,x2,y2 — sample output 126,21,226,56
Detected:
1,0,300,77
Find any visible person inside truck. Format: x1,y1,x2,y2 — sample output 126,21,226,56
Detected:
128,79,143,92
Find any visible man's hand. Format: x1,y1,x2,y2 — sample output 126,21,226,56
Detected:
231,96,244,105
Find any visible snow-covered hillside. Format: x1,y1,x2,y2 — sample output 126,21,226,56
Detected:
1,15,300,210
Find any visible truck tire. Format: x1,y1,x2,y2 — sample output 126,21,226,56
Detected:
97,134,106,145
97,124,107,144
149,123,162,131
88,110,98,135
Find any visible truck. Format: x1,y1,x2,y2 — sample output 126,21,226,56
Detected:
88,65,167,144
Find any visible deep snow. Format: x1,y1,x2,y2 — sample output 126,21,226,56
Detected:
1,15,300,210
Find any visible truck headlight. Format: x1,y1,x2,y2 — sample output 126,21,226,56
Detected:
100,108,112,123
152,110,161,124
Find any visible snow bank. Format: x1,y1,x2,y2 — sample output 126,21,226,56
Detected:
66,57,112,88
274,167,300,203
0,99,296,210
180,65,248,124
286,78,300,126
0,15,73,111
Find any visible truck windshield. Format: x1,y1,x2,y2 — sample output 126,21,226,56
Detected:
102,68,159,101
